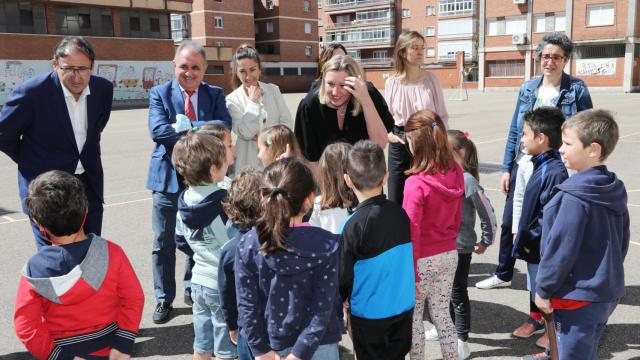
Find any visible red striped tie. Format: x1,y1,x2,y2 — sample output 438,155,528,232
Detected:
184,90,196,121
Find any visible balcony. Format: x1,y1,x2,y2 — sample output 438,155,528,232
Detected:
328,37,394,47
438,52,476,63
356,57,392,67
324,0,394,13
324,17,392,30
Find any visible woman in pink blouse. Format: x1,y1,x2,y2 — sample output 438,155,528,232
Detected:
384,31,449,205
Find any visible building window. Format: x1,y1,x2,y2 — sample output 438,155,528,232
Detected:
402,9,411,18
206,65,225,75
305,45,313,56
439,0,474,17
427,48,436,57
216,41,225,46
355,8,392,23
263,67,280,76
54,6,115,36
488,16,526,36
326,27,394,45
426,6,436,16
586,3,614,27
284,67,299,75
129,16,141,31
119,10,168,38
574,44,625,59
336,14,350,24
171,14,186,40
305,22,312,33
266,0,274,10
487,60,525,77
149,17,161,33
301,67,317,75
215,16,223,28
373,50,387,59
534,13,565,33
0,1,47,34
266,21,274,32
425,26,436,36
304,0,311,12
213,0,223,2
318,18,323,27
267,44,276,54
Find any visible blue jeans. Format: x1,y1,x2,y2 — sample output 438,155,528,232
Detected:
276,343,339,360
151,190,192,304
495,164,518,282
237,328,253,360
192,284,237,358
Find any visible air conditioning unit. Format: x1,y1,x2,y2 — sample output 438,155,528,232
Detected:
513,0,527,4
512,33,527,45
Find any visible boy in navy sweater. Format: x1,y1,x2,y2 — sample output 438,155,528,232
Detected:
529,110,629,360
511,107,567,347
340,140,415,360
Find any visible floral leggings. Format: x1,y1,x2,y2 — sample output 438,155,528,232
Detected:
410,250,458,360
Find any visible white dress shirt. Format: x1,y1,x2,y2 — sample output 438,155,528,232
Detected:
61,84,91,174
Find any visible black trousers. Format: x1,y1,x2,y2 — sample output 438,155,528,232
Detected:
495,164,518,282
387,127,411,205
350,310,413,360
450,252,472,341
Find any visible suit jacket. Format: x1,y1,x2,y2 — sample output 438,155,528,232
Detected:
146,80,231,193
0,72,113,207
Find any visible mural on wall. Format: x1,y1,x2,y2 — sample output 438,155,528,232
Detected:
576,58,617,77
1,60,174,105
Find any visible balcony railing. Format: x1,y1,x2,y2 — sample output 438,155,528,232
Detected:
439,9,475,17
438,53,476,62
324,0,394,12
328,36,394,47
324,17,392,29
356,57,392,66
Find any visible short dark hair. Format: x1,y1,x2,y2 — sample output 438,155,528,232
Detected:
317,42,347,79
53,36,96,66
536,32,574,59
346,140,386,191
563,109,619,161
25,170,88,237
223,167,263,230
172,130,226,186
523,106,565,150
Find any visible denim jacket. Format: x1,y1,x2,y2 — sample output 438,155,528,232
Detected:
501,73,593,173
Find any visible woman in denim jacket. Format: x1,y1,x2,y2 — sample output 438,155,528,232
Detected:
476,32,593,301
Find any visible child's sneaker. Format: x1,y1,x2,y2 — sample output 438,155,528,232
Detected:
425,326,439,341
521,349,550,360
535,333,549,349
457,339,470,360
512,317,545,338
475,275,511,289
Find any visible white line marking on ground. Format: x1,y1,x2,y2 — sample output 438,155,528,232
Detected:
104,197,152,207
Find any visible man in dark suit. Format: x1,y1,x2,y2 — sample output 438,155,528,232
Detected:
147,40,231,323
0,36,113,248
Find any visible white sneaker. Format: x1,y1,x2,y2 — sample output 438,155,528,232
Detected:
475,275,511,289
458,339,470,360
425,327,439,341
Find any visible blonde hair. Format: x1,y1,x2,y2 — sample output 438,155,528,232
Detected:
318,142,357,210
258,125,302,167
392,31,425,75
318,55,364,116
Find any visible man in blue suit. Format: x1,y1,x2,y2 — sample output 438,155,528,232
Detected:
0,36,113,248
147,40,231,323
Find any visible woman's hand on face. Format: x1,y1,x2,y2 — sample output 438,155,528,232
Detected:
247,85,263,103
343,76,370,103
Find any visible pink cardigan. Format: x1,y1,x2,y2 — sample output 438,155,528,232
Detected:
384,72,449,127
402,163,464,281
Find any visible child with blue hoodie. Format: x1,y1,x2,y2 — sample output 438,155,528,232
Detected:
172,130,235,360
235,158,343,360
528,110,629,360
511,107,568,348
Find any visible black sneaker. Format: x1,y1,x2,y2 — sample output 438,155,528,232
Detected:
522,349,550,360
184,288,193,307
153,302,173,324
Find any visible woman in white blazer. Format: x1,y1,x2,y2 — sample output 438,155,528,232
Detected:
226,44,293,173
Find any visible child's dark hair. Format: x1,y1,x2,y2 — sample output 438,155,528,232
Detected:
223,167,263,230
318,142,357,210
448,130,480,180
345,140,386,191
25,170,88,236
259,125,302,166
404,110,453,176
563,109,619,161
172,130,226,186
257,158,315,255
523,106,565,150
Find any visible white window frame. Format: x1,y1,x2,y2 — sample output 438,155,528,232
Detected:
266,21,274,33
426,6,436,16
488,16,526,36
402,8,411,18
425,26,436,36
534,12,566,33
214,16,223,29
586,3,614,27
305,45,312,56
439,0,474,17
304,22,312,34
427,48,436,57
304,0,311,12
372,50,387,59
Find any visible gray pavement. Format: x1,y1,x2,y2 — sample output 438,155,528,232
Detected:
1,90,639,359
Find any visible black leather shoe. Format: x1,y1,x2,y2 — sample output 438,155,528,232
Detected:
152,302,173,324
184,288,193,307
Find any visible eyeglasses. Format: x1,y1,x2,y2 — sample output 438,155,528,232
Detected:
59,66,92,75
541,54,565,62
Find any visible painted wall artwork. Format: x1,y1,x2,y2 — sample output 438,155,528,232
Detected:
576,58,617,77
0,60,174,105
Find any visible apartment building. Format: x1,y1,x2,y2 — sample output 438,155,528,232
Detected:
480,0,640,91
181,0,318,92
0,0,192,106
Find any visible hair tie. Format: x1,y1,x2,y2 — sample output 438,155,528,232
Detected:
463,131,470,139
269,187,287,198
266,136,273,145
189,126,200,133
431,121,438,128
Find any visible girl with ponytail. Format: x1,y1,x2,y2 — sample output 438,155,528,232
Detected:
235,158,343,360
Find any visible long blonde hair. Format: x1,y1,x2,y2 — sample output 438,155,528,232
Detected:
392,31,425,76
318,55,364,116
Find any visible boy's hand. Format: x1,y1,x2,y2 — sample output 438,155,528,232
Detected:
108,349,130,360
256,351,278,360
523,247,530,254
474,243,487,254
283,354,302,360
535,293,553,314
500,172,510,194
229,329,238,345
